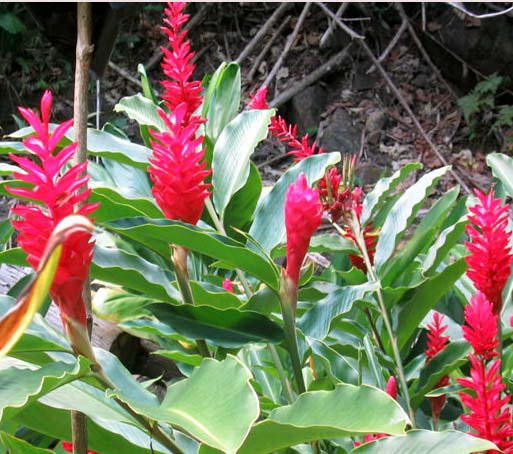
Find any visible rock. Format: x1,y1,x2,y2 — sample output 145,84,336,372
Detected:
365,109,387,145
319,107,362,154
287,84,328,136
352,71,380,91
411,73,429,88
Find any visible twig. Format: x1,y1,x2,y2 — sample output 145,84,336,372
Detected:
422,3,427,31
247,16,291,81
257,152,289,169
236,2,291,64
144,3,211,72
108,61,143,89
448,2,513,19
320,3,348,48
396,4,458,100
261,3,312,90
316,1,472,195
72,5,93,453
270,43,352,107
366,18,407,74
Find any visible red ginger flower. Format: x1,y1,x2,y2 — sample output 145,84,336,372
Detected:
285,174,322,286
462,292,499,360
249,87,323,162
466,189,513,315
149,104,210,225
222,278,235,294
458,356,513,453
7,91,96,328
160,2,202,122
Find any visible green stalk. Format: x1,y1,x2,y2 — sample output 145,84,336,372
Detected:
332,218,416,427
172,245,210,358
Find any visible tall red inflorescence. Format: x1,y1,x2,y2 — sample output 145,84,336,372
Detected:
466,189,513,315
249,87,323,162
7,91,96,328
425,312,450,424
149,2,211,225
284,174,322,286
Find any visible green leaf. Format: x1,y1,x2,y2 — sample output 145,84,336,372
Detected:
237,384,409,454
352,429,497,453
202,62,242,142
0,432,52,453
149,303,284,347
393,258,467,352
115,93,166,131
138,63,158,105
0,162,20,175
105,352,260,453
154,349,203,367
374,166,450,273
93,288,156,323
309,338,359,385
0,357,89,421
106,217,280,289
190,281,241,309
0,247,28,266
299,282,377,340
91,244,181,303
0,13,26,34
487,152,513,199
213,110,272,217
249,152,341,253
361,162,423,225
412,340,470,408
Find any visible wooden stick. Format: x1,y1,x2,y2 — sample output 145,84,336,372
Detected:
319,2,348,48
237,2,291,64
366,18,407,74
72,4,93,453
108,61,143,89
316,1,472,194
247,16,291,81
261,3,312,90
269,43,352,107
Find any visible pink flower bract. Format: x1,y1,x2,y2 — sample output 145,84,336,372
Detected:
285,173,322,286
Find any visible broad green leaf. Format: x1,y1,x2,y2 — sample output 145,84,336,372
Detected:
115,93,166,131
309,338,359,385
299,282,377,340
422,217,467,277
0,432,52,453
374,166,450,273
212,109,273,217
105,352,260,453
0,162,20,175
93,288,156,323
0,247,28,266
361,162,423,225
154,349,203,367
0,140,26,154
89,190,153,222
138,63,158,104
190,281,241,309
0,358,89,421
392,258,467,352
412,340,470,408
352,429,497,453
106,217,280,289
249,152,341,253
91,244,181,303
202,62,242,142
487,152,513,198
238,384,409,454
149,303,284,347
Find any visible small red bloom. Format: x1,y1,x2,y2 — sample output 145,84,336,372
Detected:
222,278,235,294
249,87,323,162
462,292,499,360
285,174,322,286
466,189,513,315
62,441,97,454
7,91,96,328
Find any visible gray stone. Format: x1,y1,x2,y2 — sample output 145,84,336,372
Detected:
319,108,362,154
365,110,387,145
288,84,328,136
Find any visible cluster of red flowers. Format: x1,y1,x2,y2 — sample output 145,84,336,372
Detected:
458,190,513,453
7,91,97,328
149,2,210,226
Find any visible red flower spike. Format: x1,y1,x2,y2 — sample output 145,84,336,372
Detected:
458,356,513,453
462,292,499,360
466,189,513,315
285,174,322,286
222,278,235,294
385,376,398,400
160,2,202,122
248,87,323,162
7,91,97,329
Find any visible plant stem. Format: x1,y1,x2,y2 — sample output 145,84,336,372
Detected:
172,245,210,358
205,197,296,399
332,218,416,427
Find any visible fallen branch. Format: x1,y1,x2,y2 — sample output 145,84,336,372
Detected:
366,18,407,74
316,1,472,194
261,2,312,90
108,61,143,89
270,43,352,107
320,3,348,48
247,16,291,81
447,2,513,19
236,3,291,64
